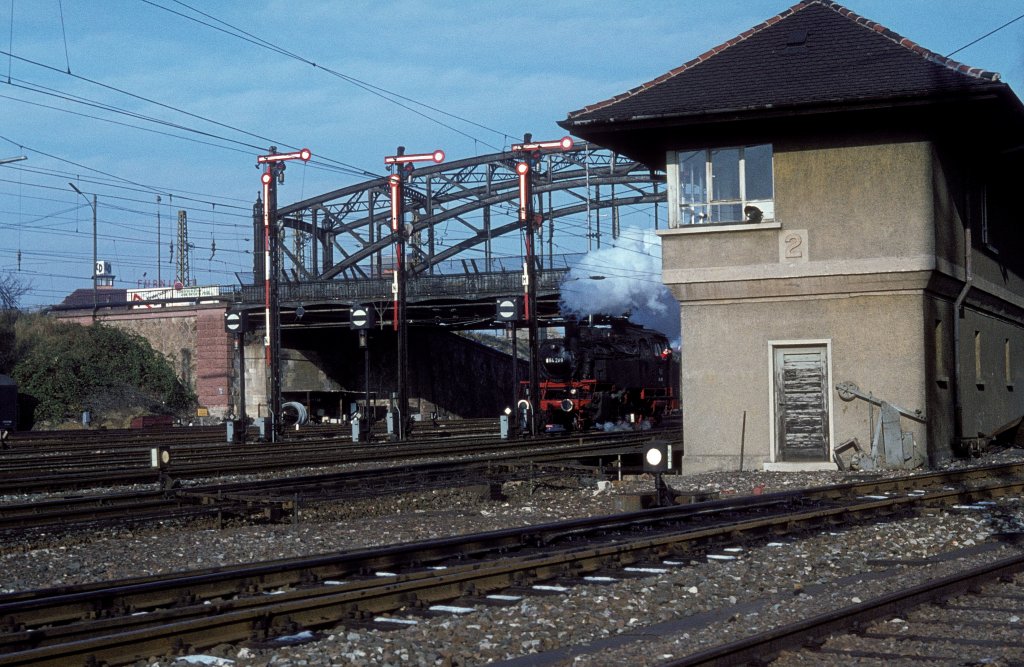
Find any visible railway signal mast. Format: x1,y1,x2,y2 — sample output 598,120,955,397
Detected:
510,134,573,435
384,147,445,440
256,146,311,442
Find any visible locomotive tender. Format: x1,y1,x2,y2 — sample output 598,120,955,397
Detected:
535,319,677,432
0,374,17,432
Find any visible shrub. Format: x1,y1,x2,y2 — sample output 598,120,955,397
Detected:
12,320,195,426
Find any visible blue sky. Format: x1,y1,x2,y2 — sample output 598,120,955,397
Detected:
1,0,1022,309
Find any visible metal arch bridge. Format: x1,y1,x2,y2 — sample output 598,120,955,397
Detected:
241,143,667,326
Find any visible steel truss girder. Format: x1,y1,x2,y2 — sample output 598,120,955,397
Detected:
269,144,665,282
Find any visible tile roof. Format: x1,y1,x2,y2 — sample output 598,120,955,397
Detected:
562,0,1006,127
57,288,127,309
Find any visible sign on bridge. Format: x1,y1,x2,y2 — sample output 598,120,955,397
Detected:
127,285,222,309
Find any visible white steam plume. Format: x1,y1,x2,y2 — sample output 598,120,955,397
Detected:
559,228,680,344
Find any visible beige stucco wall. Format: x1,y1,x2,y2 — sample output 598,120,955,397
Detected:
679,293,928,472
662,134,1024,471
957,307,1024,439
662,141,935,273
776,140,934,262
661,140,941,473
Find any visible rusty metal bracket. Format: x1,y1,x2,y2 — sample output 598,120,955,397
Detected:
835,382,925,423
835,382,925,470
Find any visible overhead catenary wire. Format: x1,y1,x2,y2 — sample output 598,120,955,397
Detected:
3,4,1019,308
0,49,378,179
945,12,1024,59
142,0,517,151
56,0,70,73
0,134,255,211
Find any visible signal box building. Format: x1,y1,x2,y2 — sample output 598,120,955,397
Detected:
560,0,1024,472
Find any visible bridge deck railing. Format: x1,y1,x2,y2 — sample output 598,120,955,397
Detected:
238,267,570,305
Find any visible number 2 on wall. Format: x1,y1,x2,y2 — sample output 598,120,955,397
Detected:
779,229,808,263
784,233,802,259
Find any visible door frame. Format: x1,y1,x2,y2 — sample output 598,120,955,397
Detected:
766,339,834,465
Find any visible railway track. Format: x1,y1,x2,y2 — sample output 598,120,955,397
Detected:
1,463,1021,666
1,424,229,449
662,551,1024,666
0,433,663,534
0,418,498,452
769,567,1024,665
0,419,657,493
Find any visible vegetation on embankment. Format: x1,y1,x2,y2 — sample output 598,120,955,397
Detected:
1,312,195,429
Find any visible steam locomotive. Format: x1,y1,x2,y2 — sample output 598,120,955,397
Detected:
533,319,677,432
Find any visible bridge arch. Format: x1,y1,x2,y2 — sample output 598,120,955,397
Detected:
259,144,668,283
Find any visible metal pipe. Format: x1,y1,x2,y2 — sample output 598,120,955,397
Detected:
69,183,97,322
952,224,973,451
91,194,97,321
156,195,162,284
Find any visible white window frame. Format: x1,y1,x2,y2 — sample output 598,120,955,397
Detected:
666,144,775,228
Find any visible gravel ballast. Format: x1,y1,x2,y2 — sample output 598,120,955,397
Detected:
2,450,1023,666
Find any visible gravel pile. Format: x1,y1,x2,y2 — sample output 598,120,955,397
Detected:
2,448,1024,667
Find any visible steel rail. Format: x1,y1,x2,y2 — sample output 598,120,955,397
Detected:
664,551,1024,667
0,419,501,475
1,447,1016,533
0,434,663,532
0,419,497,458
1,426,226,449
0,426,668,494
1,472,1022,665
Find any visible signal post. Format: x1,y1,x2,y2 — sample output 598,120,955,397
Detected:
384,147,445,440
510,134,573,435
256,146,311,441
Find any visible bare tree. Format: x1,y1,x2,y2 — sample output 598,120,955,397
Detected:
0,270,30,311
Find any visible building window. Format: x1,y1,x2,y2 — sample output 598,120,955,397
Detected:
676,144,774,225
977,184,1000,254
975,331,984,389
1005,338,1013,389
935,320,948,386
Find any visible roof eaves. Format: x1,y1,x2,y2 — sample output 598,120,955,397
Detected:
565,3,803,120
831,1,1001,81
565,87,1007,130
564,0,1002,124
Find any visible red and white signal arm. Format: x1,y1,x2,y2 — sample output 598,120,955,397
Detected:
385,149,445,165
258,148,312,163
511,136,574,152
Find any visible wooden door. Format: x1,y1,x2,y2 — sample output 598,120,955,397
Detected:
774,346,829,462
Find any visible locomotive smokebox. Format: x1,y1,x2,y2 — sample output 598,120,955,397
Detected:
540,341,575,381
